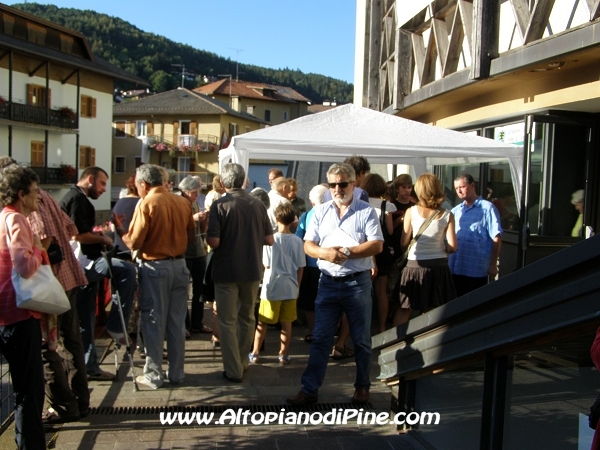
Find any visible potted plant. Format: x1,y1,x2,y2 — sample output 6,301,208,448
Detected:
58,164,76,183
57,106,76,120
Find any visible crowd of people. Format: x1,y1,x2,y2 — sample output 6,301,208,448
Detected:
0,154,507,448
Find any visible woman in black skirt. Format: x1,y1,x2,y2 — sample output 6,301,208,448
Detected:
393,173,457,327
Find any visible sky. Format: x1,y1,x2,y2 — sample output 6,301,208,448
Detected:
8,0,357,83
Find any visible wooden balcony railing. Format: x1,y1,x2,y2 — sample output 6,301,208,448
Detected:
0,102,78,129
147,134,219,153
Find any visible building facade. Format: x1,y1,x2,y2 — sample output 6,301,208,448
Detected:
0,4,147,214
356,2,600,449
112,88,265,198
194,79,310,127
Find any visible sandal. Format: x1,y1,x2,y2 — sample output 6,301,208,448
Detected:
248,353,259,364
278,355,291,365
211,336,220,348
42,408,79,424
87,369,116,381
331,345,354,360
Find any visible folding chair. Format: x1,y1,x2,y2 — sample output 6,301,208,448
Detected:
100,246,138,391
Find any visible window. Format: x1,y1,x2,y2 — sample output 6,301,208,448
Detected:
180,120,191,135
134,156,143,169
30,141,44,167
80,95,96,118
114,121,126,138
79,146,96,168
114,156,126,174
283,111,288,121
245,126,251,133
264,109,271,122
60,34,73,53
27,84,50,108
136,120,147,137
229,123,238,138
178,157,190,173
246,105,255,115
27,23,46,45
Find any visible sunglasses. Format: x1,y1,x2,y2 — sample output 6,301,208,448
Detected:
328,181,352,189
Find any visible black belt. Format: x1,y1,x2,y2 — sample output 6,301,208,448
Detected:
322,270,367,282
144,255,184,262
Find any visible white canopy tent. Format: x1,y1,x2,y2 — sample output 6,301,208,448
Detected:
220,104,524,198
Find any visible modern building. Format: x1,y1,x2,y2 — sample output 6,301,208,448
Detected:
111,87,265,199
0,4,148,215
194,79,310,126
356,1,600,449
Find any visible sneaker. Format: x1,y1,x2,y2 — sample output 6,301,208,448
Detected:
278,355,291,365
248,353,259,364
135,375,161,390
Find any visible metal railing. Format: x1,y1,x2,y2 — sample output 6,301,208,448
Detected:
148,134,219,153
0,357,14,435
0,102,78,129
29,166,77,185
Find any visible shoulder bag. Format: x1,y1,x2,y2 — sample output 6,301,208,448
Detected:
387,207,443,292
5,215,70,315
378,200,397,265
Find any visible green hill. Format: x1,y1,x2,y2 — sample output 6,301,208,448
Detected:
11,3,353,104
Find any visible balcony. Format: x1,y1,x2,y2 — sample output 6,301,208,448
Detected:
0,101,78,129
29,165,77,185
147,134,219,155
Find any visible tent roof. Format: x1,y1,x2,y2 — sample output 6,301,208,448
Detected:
226,103,521,165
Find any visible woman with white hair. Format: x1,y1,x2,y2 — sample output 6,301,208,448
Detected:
295,184,328,341
177,177,211,335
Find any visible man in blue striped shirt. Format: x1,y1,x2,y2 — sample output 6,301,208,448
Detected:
449,174,503,297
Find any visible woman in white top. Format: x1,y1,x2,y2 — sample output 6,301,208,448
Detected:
393,173,458,327
362,173,397,333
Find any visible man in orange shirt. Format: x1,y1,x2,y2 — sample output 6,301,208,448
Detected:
117,164,194,389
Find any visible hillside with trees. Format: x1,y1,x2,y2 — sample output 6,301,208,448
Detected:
11,3,354,104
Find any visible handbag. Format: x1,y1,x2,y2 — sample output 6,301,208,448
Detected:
47,239,64,265
387,207,443,292
378,200,397,266
5,215,70,315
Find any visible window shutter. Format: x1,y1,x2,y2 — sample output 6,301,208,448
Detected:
27,84,34,105
91,98,97,118
79,95,89,117
190,121,197,135
79,146,86,168
147,121,154,135
173,121,179,144
90,148,96,166
128,122,135,137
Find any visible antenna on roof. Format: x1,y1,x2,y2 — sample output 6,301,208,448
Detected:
228,48,244,81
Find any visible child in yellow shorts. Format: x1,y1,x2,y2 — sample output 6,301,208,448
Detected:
250,202,305,365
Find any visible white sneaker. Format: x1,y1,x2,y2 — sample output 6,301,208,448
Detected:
135,375,161,390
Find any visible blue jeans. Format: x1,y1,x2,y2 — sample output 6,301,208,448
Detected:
300,271,372,396
77,256,136,374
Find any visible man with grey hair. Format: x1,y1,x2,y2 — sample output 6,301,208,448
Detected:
287,163,383,405
115,164,195,389
207,163,273,382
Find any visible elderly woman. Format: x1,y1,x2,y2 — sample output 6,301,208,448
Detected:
178,176,211,334
0,166,46,449
394,173,457,327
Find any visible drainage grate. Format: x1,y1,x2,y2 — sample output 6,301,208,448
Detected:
89,403,374,415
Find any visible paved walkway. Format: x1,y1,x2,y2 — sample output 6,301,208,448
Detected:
1,304,426,450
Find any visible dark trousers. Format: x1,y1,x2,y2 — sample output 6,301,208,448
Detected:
452,274,488,298
43,288,89,417
0,317,45,450
185,256,207,330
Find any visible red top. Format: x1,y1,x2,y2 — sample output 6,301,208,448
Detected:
0,207,43,326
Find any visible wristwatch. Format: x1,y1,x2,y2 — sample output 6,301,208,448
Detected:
342,247,351,257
